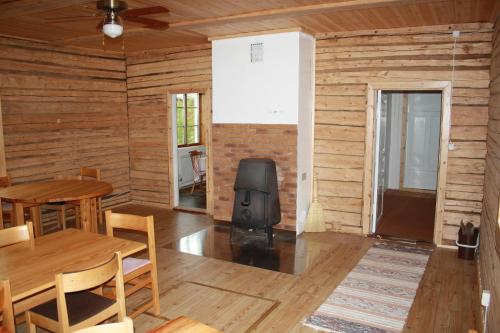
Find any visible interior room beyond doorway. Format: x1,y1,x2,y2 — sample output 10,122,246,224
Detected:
173,93,207,211
372,91,442,242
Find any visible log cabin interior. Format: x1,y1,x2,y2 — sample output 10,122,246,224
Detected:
0,0,499,332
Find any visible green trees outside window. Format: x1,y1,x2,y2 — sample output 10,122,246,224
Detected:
176,93,200,146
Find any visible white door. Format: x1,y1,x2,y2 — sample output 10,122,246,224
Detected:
371,91,388,233
404,93,441,190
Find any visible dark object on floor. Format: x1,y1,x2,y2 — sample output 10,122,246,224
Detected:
376,190,436,242
231,158,281,247
457,222,479,260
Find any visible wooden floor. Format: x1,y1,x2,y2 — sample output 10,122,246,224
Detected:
177,187,207,210
78,204,483,332
376,190,436,242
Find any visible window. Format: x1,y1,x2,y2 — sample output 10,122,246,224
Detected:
176,93,201,147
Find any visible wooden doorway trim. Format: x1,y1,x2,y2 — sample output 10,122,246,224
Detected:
0,99,6,177
166,88,213,215
361,81,451,246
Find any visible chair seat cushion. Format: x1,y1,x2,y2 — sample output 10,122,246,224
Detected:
30,291,115,326
122,257,150,276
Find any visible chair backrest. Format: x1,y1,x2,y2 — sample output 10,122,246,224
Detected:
0,176,12,230
189,150,203,176
105,211,156,269
0,280,14,332
80,167,101,181
55,252,126,330
0,221,34,248
73,317,134,333
0,176,11,188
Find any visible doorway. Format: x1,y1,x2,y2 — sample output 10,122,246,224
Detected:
171,92,208,213
371,91,442,242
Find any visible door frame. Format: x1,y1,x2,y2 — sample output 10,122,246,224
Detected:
166,88,213,215
361,81,451,245
0,99,6,177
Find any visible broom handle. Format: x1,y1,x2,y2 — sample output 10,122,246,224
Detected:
313,173,318,201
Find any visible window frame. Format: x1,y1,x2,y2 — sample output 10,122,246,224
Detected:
176,93,201,148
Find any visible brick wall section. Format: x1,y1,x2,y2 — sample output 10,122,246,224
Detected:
212,124,298,230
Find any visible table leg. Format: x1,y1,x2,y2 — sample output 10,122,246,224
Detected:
12,202,25,226
79,198,98,233
29,206,42,237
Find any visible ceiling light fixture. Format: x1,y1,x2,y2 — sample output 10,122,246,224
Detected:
102,10,123,38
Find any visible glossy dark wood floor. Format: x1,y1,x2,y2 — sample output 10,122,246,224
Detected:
165,224,307,274
376,190,436,242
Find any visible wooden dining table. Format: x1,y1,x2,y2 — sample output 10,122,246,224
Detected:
0,179,112,236
0,228,146,332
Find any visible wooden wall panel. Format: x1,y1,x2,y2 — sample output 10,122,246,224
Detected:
314,23,492,241
0,38,130,215
126,44,212,207
479,17,500,333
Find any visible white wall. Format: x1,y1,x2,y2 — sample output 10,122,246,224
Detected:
383,92,441,191
404,93,441,190
296,33,315,235
212,32,300,124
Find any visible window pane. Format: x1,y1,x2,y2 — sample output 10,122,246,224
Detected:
186,93,199,108
177,126,185,145
176,94,184,108
176,107,185,126
187,126,199,144
186,107,199,126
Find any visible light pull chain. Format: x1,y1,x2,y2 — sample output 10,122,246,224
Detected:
449,31,459,147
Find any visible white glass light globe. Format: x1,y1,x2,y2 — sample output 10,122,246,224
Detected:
103,23,123,38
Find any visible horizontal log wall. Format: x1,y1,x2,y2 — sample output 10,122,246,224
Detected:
0,38,130,214
315,23,492,242
480,18,500,333
126,44,212,207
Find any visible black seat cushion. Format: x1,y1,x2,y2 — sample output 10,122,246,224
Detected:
30,291,116,326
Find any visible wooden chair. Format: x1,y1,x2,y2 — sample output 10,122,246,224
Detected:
0,221,34,248
105,211,160,318
1,280,15,333
26,251,126,333
189,150,206,194
42,175,82,232
73,317,133,333
0,176,36,230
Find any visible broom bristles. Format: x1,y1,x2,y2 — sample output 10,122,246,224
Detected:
305,203,326,232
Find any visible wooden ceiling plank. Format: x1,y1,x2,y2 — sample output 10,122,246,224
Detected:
169,0,442,29
52,0,437,46
0,0,91,20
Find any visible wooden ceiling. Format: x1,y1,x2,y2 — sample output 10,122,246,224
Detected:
0,0,498,53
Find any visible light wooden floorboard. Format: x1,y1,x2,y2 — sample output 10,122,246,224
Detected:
37,204,479,333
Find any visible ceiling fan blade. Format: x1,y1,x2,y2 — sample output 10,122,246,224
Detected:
124,16,169,30
122,6,169,18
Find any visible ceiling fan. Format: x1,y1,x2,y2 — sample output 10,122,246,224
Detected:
46,0,170,39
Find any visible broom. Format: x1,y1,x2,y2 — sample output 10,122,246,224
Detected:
305,173,326,232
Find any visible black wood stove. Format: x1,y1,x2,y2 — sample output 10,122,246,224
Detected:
231,158,281,247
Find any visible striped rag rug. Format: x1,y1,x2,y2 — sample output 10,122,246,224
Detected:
304,242,433,333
